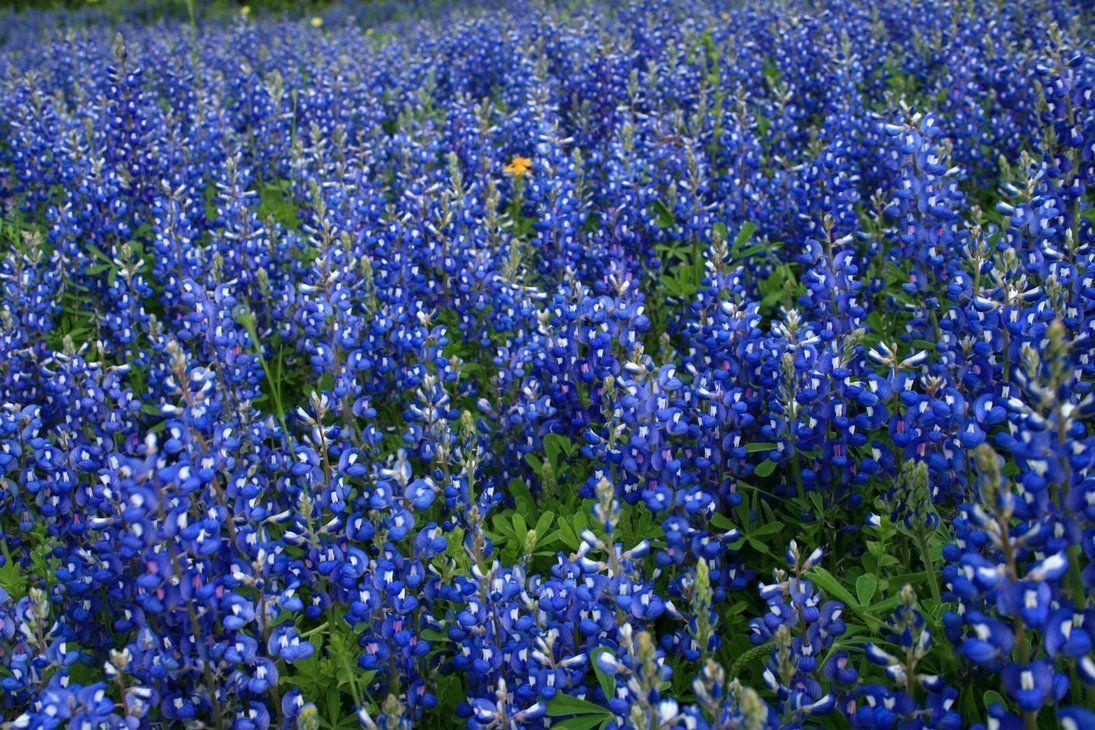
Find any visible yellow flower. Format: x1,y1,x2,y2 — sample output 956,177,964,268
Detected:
311,16,324,28
503,156,532,178
241,5,251,16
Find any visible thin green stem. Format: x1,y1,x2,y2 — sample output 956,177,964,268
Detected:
915,530,942,605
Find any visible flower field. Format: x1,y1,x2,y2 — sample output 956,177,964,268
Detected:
0,0,1092,727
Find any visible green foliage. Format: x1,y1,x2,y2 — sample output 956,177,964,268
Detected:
0,539,29,598
489,509,559,565
258,179,301,230
545,693,615,729
757,261,802,311
0,524,59,599
282,613,377,727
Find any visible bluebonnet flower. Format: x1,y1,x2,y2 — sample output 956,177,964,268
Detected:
750,543,844,726
942,439,1084,726
855,585,961,728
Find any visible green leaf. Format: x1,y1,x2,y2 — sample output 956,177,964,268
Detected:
651,199,676,228
431,674,466,725
508,478,536,515
754,460,777,478
549,717,609,730
734,221,758,247
749,521,785,537
808,492,825,513
324,686,343,723
546,694,614,719
534,512,554,540
573,511,589,532
590,647,617,701
865,594,902,615
0,558,27,597
558,519,580,550
758,262,802,310
982,690,1007,710
544,433,575,463
807,567,860,609
744,442,778,453
710,512,736,531
655,243,691,262
538,530,563,547
733,240,781,260
420,628,448,643
809,568,886,632
856,574,878,605
492,514,515,537
747,538,774,556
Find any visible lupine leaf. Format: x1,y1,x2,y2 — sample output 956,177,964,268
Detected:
546,694,614,719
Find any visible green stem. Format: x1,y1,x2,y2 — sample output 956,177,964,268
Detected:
915,530,942,605
302,620,328,638
239,309,290,439
792,449,804,501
